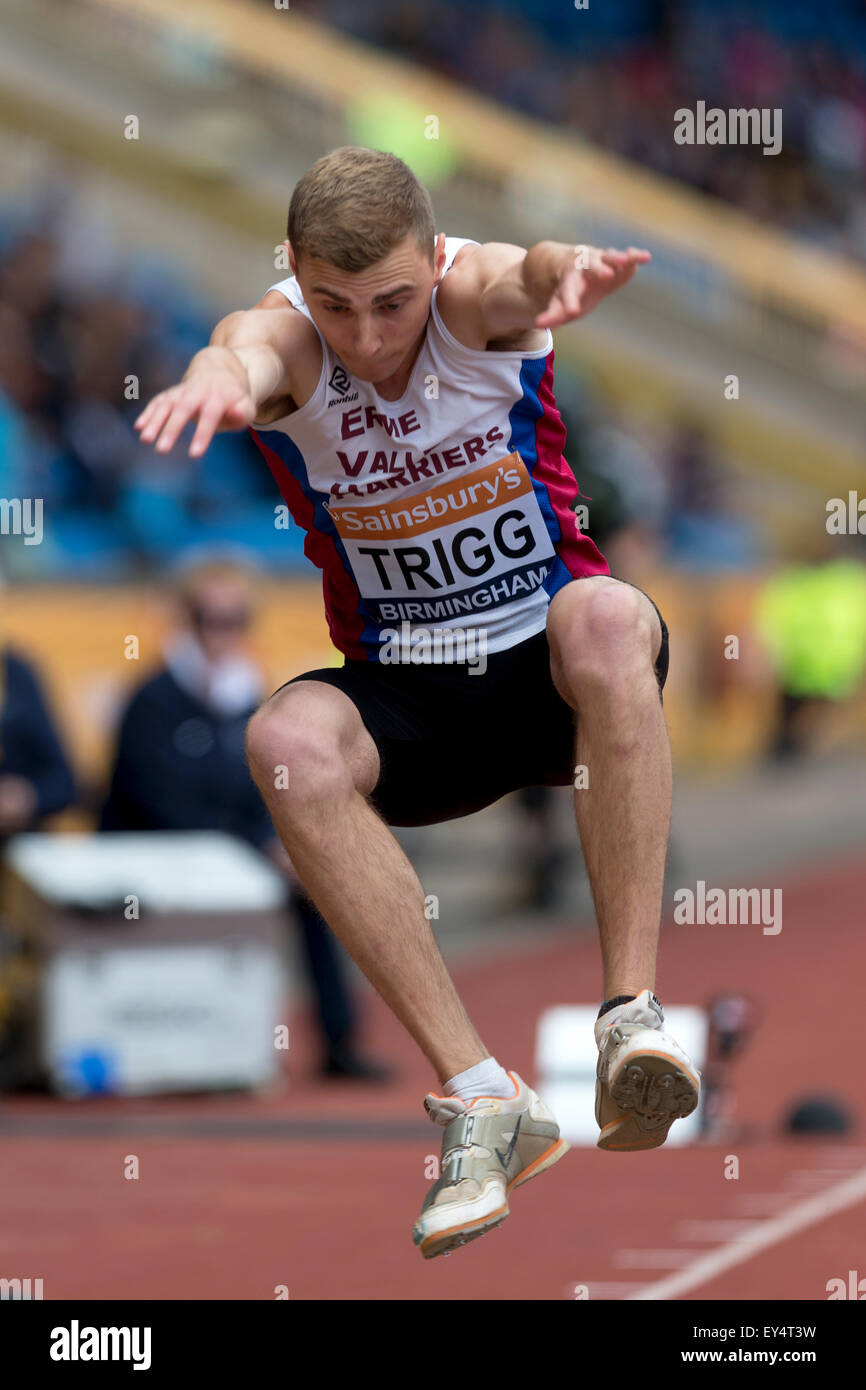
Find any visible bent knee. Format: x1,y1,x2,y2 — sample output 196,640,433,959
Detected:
246,710,342,798
550,579,660,693
583,581,655,649
245,685,375,803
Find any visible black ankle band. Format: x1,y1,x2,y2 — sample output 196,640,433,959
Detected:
597,992,663,1020
597,994,637,1019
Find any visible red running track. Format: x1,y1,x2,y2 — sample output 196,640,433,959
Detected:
0,847,864,1300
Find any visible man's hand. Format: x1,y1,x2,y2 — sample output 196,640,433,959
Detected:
135,345,259,458
530,244,651,329
136,303,309,458
444,240,651,347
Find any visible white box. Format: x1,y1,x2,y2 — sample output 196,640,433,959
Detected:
2,832,289,1096
44,942,283,1096
536,1005,708,1145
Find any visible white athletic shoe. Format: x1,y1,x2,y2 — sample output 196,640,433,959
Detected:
412,1071,570,1259
595,990,701,1150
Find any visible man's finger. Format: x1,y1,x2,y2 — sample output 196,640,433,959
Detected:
599,254,630,278
155,393,202,453
189,401,227,457
134,396,161,431
138,393,180,444
587,249,615,279
601,248,646,271
136,392,172,437
536,293,569,328
560,268,583,317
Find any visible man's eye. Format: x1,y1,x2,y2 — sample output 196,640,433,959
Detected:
382,302,404,313
324,305,348,314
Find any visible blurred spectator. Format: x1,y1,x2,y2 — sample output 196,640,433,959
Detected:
0,203,279,580
294,0,866,263
0,572,77,848
3,0,856,593
663,421,760,569
753,534,866,760
699,992,756,1142
99,553,393,1082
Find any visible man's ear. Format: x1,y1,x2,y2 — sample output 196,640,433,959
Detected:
432,232,447,284
286,239,297,275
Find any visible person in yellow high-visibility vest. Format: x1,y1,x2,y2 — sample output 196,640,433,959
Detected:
754,552,866,759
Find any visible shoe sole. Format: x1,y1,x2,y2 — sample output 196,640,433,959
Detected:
598,1049,700,1152
417,1137,571,1260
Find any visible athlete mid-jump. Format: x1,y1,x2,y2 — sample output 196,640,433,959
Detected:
136,146,700,1260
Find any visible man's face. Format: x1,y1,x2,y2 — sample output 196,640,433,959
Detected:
186,576,253,663
293,233,445,383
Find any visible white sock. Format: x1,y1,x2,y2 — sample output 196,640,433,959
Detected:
442,1056,515,1102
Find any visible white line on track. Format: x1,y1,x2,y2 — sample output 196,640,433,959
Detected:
675,1219,760,1242
614,1249,697,1268
729,1194,796,1216
783,1168,858,1191
583,1282,645,1298
626,1164,866,1301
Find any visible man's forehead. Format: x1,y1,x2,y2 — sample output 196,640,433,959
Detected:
300,236,434,293
189,575,249,601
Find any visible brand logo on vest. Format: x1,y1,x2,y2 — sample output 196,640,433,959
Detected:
328,365,351,395
327,364,359,407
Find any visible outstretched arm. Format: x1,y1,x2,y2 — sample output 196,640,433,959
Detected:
135,306,305,457
438,240,651,346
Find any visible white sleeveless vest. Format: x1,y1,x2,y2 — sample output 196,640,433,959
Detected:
250,237,607,661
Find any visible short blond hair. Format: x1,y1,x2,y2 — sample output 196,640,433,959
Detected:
288,146,436,272
169,550,258,612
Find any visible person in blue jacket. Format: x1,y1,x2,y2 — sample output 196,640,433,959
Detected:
0,597,77,847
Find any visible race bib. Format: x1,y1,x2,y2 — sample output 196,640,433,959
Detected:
327,452,555,624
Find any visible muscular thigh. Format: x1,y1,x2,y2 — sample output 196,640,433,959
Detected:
271,644,576,827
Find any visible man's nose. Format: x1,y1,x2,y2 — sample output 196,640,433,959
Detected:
354,316,381,356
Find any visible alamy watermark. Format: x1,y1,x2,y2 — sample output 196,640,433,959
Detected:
674,102,782,156
50,1321,151,1370
378,621,488,674
673,879,782,935
0,1276,43,1299
826,491,866,534
0,498,43,545
827,1269,866,1299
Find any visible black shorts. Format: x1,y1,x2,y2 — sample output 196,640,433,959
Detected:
275,581,669,828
